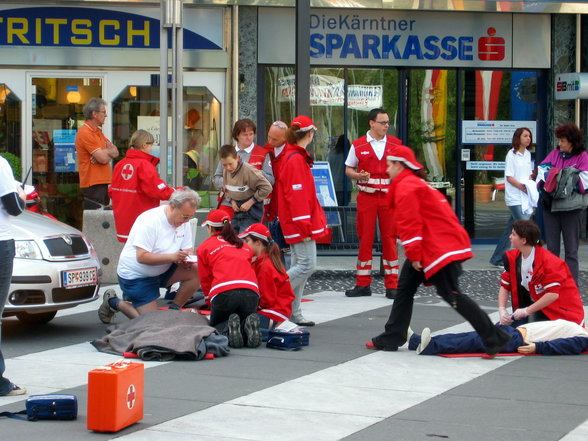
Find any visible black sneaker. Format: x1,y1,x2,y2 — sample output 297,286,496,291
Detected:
385,288,398,299
228,313,244,348
485,328,512,356
345,286,372,297
244,314,261,348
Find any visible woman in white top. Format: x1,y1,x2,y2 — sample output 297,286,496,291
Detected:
489,127,535,266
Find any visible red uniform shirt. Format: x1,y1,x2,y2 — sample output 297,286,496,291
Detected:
275,143,327,244
253,255,294,322
390,168,473,279
197,235,259,305
501,246,585,325
353,134,401,193
109,149,174,242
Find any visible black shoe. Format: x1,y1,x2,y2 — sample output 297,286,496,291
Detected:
385,289,398,299
295,319,315,327
244,314,261,348
228,313,244,348
345,286,372,297
485,328,512,356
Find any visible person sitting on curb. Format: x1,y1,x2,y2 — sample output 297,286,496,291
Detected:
98,189,201,323
409,319,588,356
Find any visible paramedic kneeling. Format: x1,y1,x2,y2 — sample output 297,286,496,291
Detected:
98,189,201,323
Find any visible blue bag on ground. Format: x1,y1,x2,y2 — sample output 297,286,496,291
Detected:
266,329,310,351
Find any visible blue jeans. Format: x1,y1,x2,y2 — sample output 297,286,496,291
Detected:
489,205,532,265
287,240,317,322
408,324,523,355
0,240,15,395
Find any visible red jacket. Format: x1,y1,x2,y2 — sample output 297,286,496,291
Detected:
263,143,284,221
276,143,328,244
197,235,259,305
500,246,585,325
390,168,473,279
254,255,294,322
353,134,401,193
109,149,174,242
248,144,269,170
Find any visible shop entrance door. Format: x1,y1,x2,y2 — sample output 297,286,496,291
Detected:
30,75,103,229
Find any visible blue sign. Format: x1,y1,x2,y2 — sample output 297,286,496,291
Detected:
0,7,221,50
53,129,77,172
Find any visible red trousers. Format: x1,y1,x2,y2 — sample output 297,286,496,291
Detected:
355,191,398,289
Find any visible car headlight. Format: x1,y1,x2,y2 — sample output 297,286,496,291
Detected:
15,240,43,259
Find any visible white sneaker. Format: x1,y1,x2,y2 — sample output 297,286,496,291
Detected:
416,327,431,355
407,327,414,341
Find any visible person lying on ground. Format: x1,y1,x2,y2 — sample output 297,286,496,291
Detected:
409,319,588,356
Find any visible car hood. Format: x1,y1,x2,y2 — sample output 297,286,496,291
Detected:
11,211,84,240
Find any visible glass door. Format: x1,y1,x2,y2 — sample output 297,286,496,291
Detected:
461,70,538,239
31,76,103,229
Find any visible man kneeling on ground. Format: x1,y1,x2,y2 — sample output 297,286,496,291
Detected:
98,188,201,323
409,319,588,356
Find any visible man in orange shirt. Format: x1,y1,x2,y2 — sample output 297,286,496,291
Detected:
75,98,119,209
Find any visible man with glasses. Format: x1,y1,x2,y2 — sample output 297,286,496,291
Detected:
75,97,119,209
98,189,201,323
344,108,401,299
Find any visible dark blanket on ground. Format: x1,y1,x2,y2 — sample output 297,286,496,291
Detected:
91,310,229,361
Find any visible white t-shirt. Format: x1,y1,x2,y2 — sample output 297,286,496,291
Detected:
0,156,17,240
504,148,533,206
520,319,588,343
345,131,387,167
117,205,193,280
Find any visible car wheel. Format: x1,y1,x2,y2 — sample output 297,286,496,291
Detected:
16,311,58,325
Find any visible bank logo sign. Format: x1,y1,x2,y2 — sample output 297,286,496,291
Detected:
308,11,511,67
555,73,588,100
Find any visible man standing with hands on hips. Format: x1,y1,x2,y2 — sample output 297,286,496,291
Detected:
75,97,119,209
344,108,400,299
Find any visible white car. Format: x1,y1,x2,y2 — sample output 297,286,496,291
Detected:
3,211,102,324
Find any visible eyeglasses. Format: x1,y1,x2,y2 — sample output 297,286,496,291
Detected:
374,121,391,126
272,122,288,129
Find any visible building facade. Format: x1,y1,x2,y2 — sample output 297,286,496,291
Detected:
0,0,586,240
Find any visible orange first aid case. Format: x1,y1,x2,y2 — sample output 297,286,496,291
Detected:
87,360,144,432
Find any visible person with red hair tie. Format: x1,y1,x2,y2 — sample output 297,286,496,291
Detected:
240,223,295,330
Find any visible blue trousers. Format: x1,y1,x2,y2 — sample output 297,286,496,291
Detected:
0,240,15,395
489,205,532,265
408,324,524,355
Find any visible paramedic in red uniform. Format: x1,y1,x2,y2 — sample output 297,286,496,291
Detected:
109,129,175,242
367,145,511,355
344,108,400,299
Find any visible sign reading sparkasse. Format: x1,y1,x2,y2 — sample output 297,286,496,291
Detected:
307,10,512,67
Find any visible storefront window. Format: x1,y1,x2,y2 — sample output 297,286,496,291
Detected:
0,84,22,179
111,86,221,205
263,66,399,206
31,77,102,229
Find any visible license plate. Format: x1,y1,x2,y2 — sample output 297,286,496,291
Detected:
62,267,97,288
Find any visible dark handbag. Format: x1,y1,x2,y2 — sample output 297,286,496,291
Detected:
0,394,78,421
266,329,310,351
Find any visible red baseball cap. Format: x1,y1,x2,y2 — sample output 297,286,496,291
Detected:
201,209,230,227
291,115,317,132
239,223,271,242
386,145,424,170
